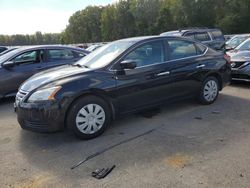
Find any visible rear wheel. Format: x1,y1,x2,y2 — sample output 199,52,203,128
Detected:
67,96,111,139
199,76,219,105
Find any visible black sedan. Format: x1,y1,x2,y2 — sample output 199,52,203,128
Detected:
15,36,231,139
0,45,89,99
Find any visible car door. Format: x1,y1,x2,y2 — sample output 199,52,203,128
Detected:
42,48,83,70
0,50,43,95
165,39,208,97
113,39,179,113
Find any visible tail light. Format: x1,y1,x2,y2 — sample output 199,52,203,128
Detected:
224,54,231,64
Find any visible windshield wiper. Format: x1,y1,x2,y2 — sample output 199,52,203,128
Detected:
72,63,89,68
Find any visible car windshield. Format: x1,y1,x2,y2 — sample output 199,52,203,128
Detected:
76,40,135,69
236,39,250,51
227,36,249,48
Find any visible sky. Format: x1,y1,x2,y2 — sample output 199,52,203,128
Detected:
0,0,115,35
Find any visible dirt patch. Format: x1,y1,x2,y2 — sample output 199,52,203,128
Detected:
13,174,53,188
164,153,191,169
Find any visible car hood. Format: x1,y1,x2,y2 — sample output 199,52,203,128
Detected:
230,51,250,62
21,65,91,92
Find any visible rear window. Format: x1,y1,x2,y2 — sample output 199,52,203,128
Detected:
73,51,86,58
211,30,224,39
167,40,197,60
184,33,195,39
48,49,74,61
195,32,211,41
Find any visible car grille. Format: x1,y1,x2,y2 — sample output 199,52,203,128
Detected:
16,89,29,101
24,120,49,129
231,61,246,69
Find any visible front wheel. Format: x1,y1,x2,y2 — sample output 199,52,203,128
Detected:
67,96,111,140
199,76,219,105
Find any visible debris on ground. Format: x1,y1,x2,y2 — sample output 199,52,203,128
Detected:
218,138,224,142
194,117,203,120
212,111,221,115
71,128,157,169
92,165,116,179
138,108,161,119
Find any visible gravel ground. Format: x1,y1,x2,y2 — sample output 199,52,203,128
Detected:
0,82,250,188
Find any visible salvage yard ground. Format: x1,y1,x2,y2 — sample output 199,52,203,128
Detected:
0,82,250,188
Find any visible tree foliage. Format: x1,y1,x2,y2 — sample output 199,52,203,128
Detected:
1,0,250,46
0,32,61,46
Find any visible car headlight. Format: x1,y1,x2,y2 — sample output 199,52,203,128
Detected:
27,86,62,102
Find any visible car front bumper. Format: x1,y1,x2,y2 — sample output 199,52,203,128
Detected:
231,64,250,82
16,100,65,133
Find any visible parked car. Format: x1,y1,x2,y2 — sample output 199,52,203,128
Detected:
86,44,104,52
227,38,250,82
225,35,250,51
0,45,89,99
225,35,234,41
15,36,231,139
0,46,8,53
227,38,250,57
230,53,250,82
160,28,225,51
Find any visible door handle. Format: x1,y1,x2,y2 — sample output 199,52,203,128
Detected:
156,71,170,77
196,64,205,69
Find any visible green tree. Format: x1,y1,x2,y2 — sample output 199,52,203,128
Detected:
63,6,103,43
155,6,174,33
101,5,118,41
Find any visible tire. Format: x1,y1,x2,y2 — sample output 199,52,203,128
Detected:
67,96,111,140
199,76,219,105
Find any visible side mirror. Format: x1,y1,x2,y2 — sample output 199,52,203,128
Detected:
2,61,15,69
120,60,137,70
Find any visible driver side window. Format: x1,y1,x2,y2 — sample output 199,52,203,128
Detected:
13,50,40,65
123,40,165,68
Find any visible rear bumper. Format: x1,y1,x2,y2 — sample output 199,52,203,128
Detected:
220,64,232,89
16,101,65,133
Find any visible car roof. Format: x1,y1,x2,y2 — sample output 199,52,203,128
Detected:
161,28,222,36
117,35,189,43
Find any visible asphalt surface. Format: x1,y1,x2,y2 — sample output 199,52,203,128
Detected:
0,82,250,188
